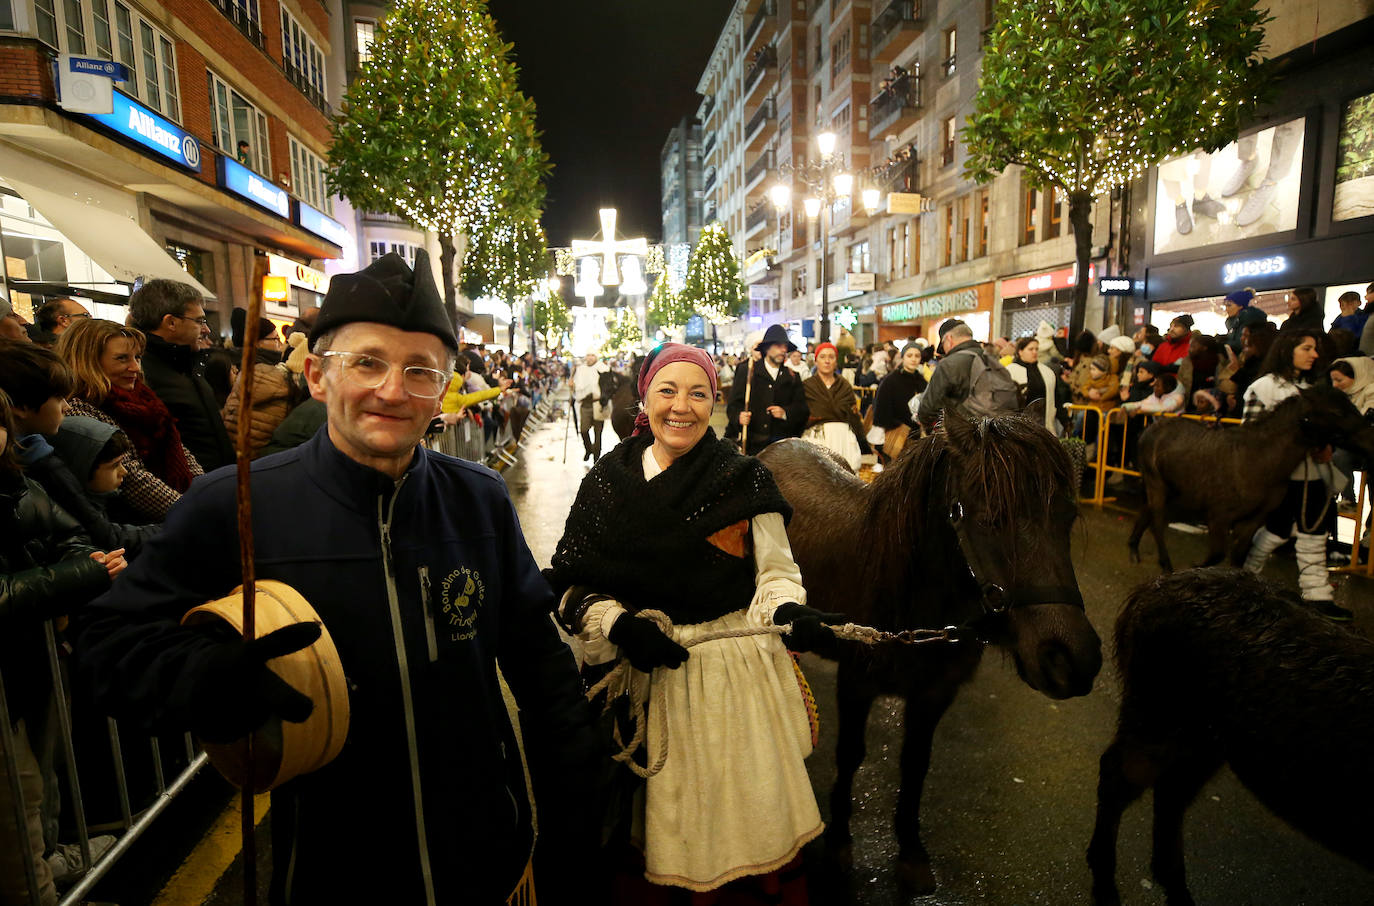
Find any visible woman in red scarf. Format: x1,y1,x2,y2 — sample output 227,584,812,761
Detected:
55,319,200,522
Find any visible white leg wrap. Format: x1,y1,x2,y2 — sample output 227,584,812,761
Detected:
1243,527,1287,574
1294,532,1333,601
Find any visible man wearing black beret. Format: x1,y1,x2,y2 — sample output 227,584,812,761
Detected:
77,251,600,905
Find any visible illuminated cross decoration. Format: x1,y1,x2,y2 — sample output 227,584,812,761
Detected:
570,208,649,307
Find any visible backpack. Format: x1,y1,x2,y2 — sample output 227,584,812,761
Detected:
953,347,1022,418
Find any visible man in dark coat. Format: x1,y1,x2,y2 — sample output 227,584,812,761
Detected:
76,251,599,906
129,280,235,471
726,323,809,455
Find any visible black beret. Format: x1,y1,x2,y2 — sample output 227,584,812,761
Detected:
310,250,457,350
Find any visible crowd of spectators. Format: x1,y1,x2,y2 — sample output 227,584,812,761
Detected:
0,279,565,904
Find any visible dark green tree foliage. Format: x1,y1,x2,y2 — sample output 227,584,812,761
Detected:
529,291,571,351
682,222,747,326
602,307,643,355
646,272,693,334
964,0,1269,335
461,217,547,304
329,0,549,327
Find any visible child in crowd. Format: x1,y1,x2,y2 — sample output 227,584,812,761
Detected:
1119,373,1184,416
0,389,123,906
40,418,159,559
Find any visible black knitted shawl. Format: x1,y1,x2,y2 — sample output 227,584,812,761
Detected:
546,428,792,625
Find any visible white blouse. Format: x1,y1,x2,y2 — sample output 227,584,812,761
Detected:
573,446,808,664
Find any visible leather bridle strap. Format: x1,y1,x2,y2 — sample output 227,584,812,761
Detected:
947,499,1085,615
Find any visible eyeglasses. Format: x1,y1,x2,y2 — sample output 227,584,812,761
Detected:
321,351,450,399
62,311,91,321
174,313,210,326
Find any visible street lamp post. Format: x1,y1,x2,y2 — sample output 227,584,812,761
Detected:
769,130,879,343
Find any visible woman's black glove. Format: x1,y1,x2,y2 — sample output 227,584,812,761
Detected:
773,603,845,654
187,622,322,743
608,614,688,672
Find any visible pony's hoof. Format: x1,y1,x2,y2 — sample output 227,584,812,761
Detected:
1128,546,1141,564
896,858,936,895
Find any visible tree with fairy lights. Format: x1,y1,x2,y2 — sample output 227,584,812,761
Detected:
682,222,747,327
461,216,547,348
529,291,571,355
964,0,1269,337
646,272,693,335
602,307,643,356
329,0,549,328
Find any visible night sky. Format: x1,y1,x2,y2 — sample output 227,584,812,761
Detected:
486,0,735,248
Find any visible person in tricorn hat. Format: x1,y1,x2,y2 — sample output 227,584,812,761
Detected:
725,324,809,455
76,250,599,905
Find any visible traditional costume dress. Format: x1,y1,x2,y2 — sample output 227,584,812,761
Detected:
549,364,824,894
800,343,866,470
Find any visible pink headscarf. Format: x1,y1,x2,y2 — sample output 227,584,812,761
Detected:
632,343,718,436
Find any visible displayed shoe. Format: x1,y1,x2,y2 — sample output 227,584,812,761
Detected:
1173,202,1193,236
1191,194,1225,218
1309,599,1354,622
1235,180,1277,227
1220,156,1257,197
47,835,117,888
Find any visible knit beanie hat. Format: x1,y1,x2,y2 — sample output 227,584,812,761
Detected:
1108,335,1136,355
48,415,118,481
1090,355,1111,373
1097,324,1122,344
1224,288,1254,308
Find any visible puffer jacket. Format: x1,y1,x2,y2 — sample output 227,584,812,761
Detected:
1,473,107,725
221,356,297,458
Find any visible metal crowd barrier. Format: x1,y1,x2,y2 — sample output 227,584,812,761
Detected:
0,621,206,906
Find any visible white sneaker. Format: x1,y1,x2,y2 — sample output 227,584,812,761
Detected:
1220,156,1257,197
1235,180,1277,227
47,835,117,887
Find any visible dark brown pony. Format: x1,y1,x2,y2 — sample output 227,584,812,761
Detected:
759,406,1102,894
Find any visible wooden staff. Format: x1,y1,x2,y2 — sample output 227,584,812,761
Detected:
741,355,755,453
234,294,264,906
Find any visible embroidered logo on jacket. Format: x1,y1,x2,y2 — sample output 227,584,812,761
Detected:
441,567,483,641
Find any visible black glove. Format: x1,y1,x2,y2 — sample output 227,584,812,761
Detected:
187,622,322,743
773,603,845,654
607,614,689,672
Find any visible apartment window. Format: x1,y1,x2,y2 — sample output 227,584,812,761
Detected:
793,267,808,298
1043,184,1062,239
849,241,870,274
208,71,271,176
975,188,989,257
942,204,953,267
289,136,331,213
831,101,851,134
354,19,375,63
888,225,909,279
942,115,957,166
831,27,850,78
956,196,970,264
281,8,326,102
1020,180,1038,246
909,220,920,275
942,27,957,76
36,0,181,121
369,241,418,264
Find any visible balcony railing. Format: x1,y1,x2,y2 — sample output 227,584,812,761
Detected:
878,149,919,192
284,61,331,116
746,203,773,232
211,0,265,48
701,95,716,122
745,150,775,186
872,71,922,131
745,0,777,47
745,44,777,94
703,131,717,158
704,200,717,222
745,97,776,138
703,168,718,193
872,0,923,57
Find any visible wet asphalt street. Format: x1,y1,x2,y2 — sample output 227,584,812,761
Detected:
508,407,1374,906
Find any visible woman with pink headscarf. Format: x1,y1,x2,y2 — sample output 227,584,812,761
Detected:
547,343,834,902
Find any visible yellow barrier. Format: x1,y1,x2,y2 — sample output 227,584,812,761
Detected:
1334,470,1373,578
1064,403,1109,505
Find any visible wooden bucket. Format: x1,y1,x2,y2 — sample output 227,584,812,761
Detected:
182,580,350,792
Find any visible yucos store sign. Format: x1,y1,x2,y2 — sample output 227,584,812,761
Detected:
1222,254,1285,285
1000,264,1096,298
267,254,330,294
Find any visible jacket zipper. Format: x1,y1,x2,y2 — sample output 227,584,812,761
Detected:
419,565,438,662
378,477,438,906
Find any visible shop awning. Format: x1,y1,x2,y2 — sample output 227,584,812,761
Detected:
0,145,215,299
